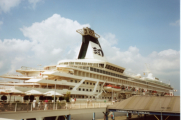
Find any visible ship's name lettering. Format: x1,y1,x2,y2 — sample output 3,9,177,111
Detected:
92,47,104,57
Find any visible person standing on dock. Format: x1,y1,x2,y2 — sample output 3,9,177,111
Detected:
33,98,36,109
87,98,89,105
74,98,76,104
44,99,48,110
90,98,92,106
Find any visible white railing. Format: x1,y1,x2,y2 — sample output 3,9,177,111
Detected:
0,102,112,113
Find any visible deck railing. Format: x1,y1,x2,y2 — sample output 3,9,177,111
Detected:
0,102,112,113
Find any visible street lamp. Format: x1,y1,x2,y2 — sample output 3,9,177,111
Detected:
38,65,41,70
111,87,113,102
54,79,57,109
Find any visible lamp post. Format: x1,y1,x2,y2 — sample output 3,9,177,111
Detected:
54,79,57,110
112,87,113,103
38,65,41,70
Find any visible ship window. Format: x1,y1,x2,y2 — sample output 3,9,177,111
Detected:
90,89,92,92
86,89,88,91
59,63,64,65
83,63,87,65
87,82,89,85
83,82,85,84
96,90,98,92
90,83,92,85
93,63,98,67
99,64,104,68
70,87,72,90
93,83,95,85
88,63,91,65
83,89,85,91
79,88,81,91
82,96,84,98
64,62,68,65
71,80,73,82
90,67,93,71
75,80,77,83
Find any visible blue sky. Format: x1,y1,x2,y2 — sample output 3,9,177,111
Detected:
0,0,180,95
0,0,179,55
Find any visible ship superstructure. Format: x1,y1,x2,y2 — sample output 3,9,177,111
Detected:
0,27,173,102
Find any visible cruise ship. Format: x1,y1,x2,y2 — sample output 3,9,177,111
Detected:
0,27,173,102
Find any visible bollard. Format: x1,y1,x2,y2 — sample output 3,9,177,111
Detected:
112,112,115,120
31,102,32,111
93,112,95,120
15,103,17,112
67,114,71,120
161,112,162,120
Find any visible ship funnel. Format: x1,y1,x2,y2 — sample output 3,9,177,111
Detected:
76,27,107,61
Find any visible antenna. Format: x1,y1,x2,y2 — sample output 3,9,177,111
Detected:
143,63,151,75
168,79,170,85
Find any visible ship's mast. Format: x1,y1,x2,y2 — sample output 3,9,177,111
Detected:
76,27,100,39
76,27,105,60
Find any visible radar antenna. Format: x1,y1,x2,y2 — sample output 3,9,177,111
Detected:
143,63,151,75
76,27,100,39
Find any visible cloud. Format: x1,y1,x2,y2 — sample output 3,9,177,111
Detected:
100,33,179,81
0,21,3,28
20,14,89,63
0,0,21,13
0,14,89,74
51,48,62,55
0,14,179,94
170,20,180,26
0,0,43,13
28,0,42,9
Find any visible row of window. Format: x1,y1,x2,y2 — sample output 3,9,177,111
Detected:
78,88,93,92
70,80,97,85
59,62,124,74
69,95,111,99
83,82,96,85
90,67,128,79
59,62,104,68
70,80,80,83
105,65,124,73
70,95,96,99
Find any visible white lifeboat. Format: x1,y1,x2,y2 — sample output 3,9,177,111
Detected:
103,84,121,92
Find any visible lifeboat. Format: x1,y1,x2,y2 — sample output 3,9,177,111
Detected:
103,84,121,92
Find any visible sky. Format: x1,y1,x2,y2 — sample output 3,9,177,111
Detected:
0,0,180,95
